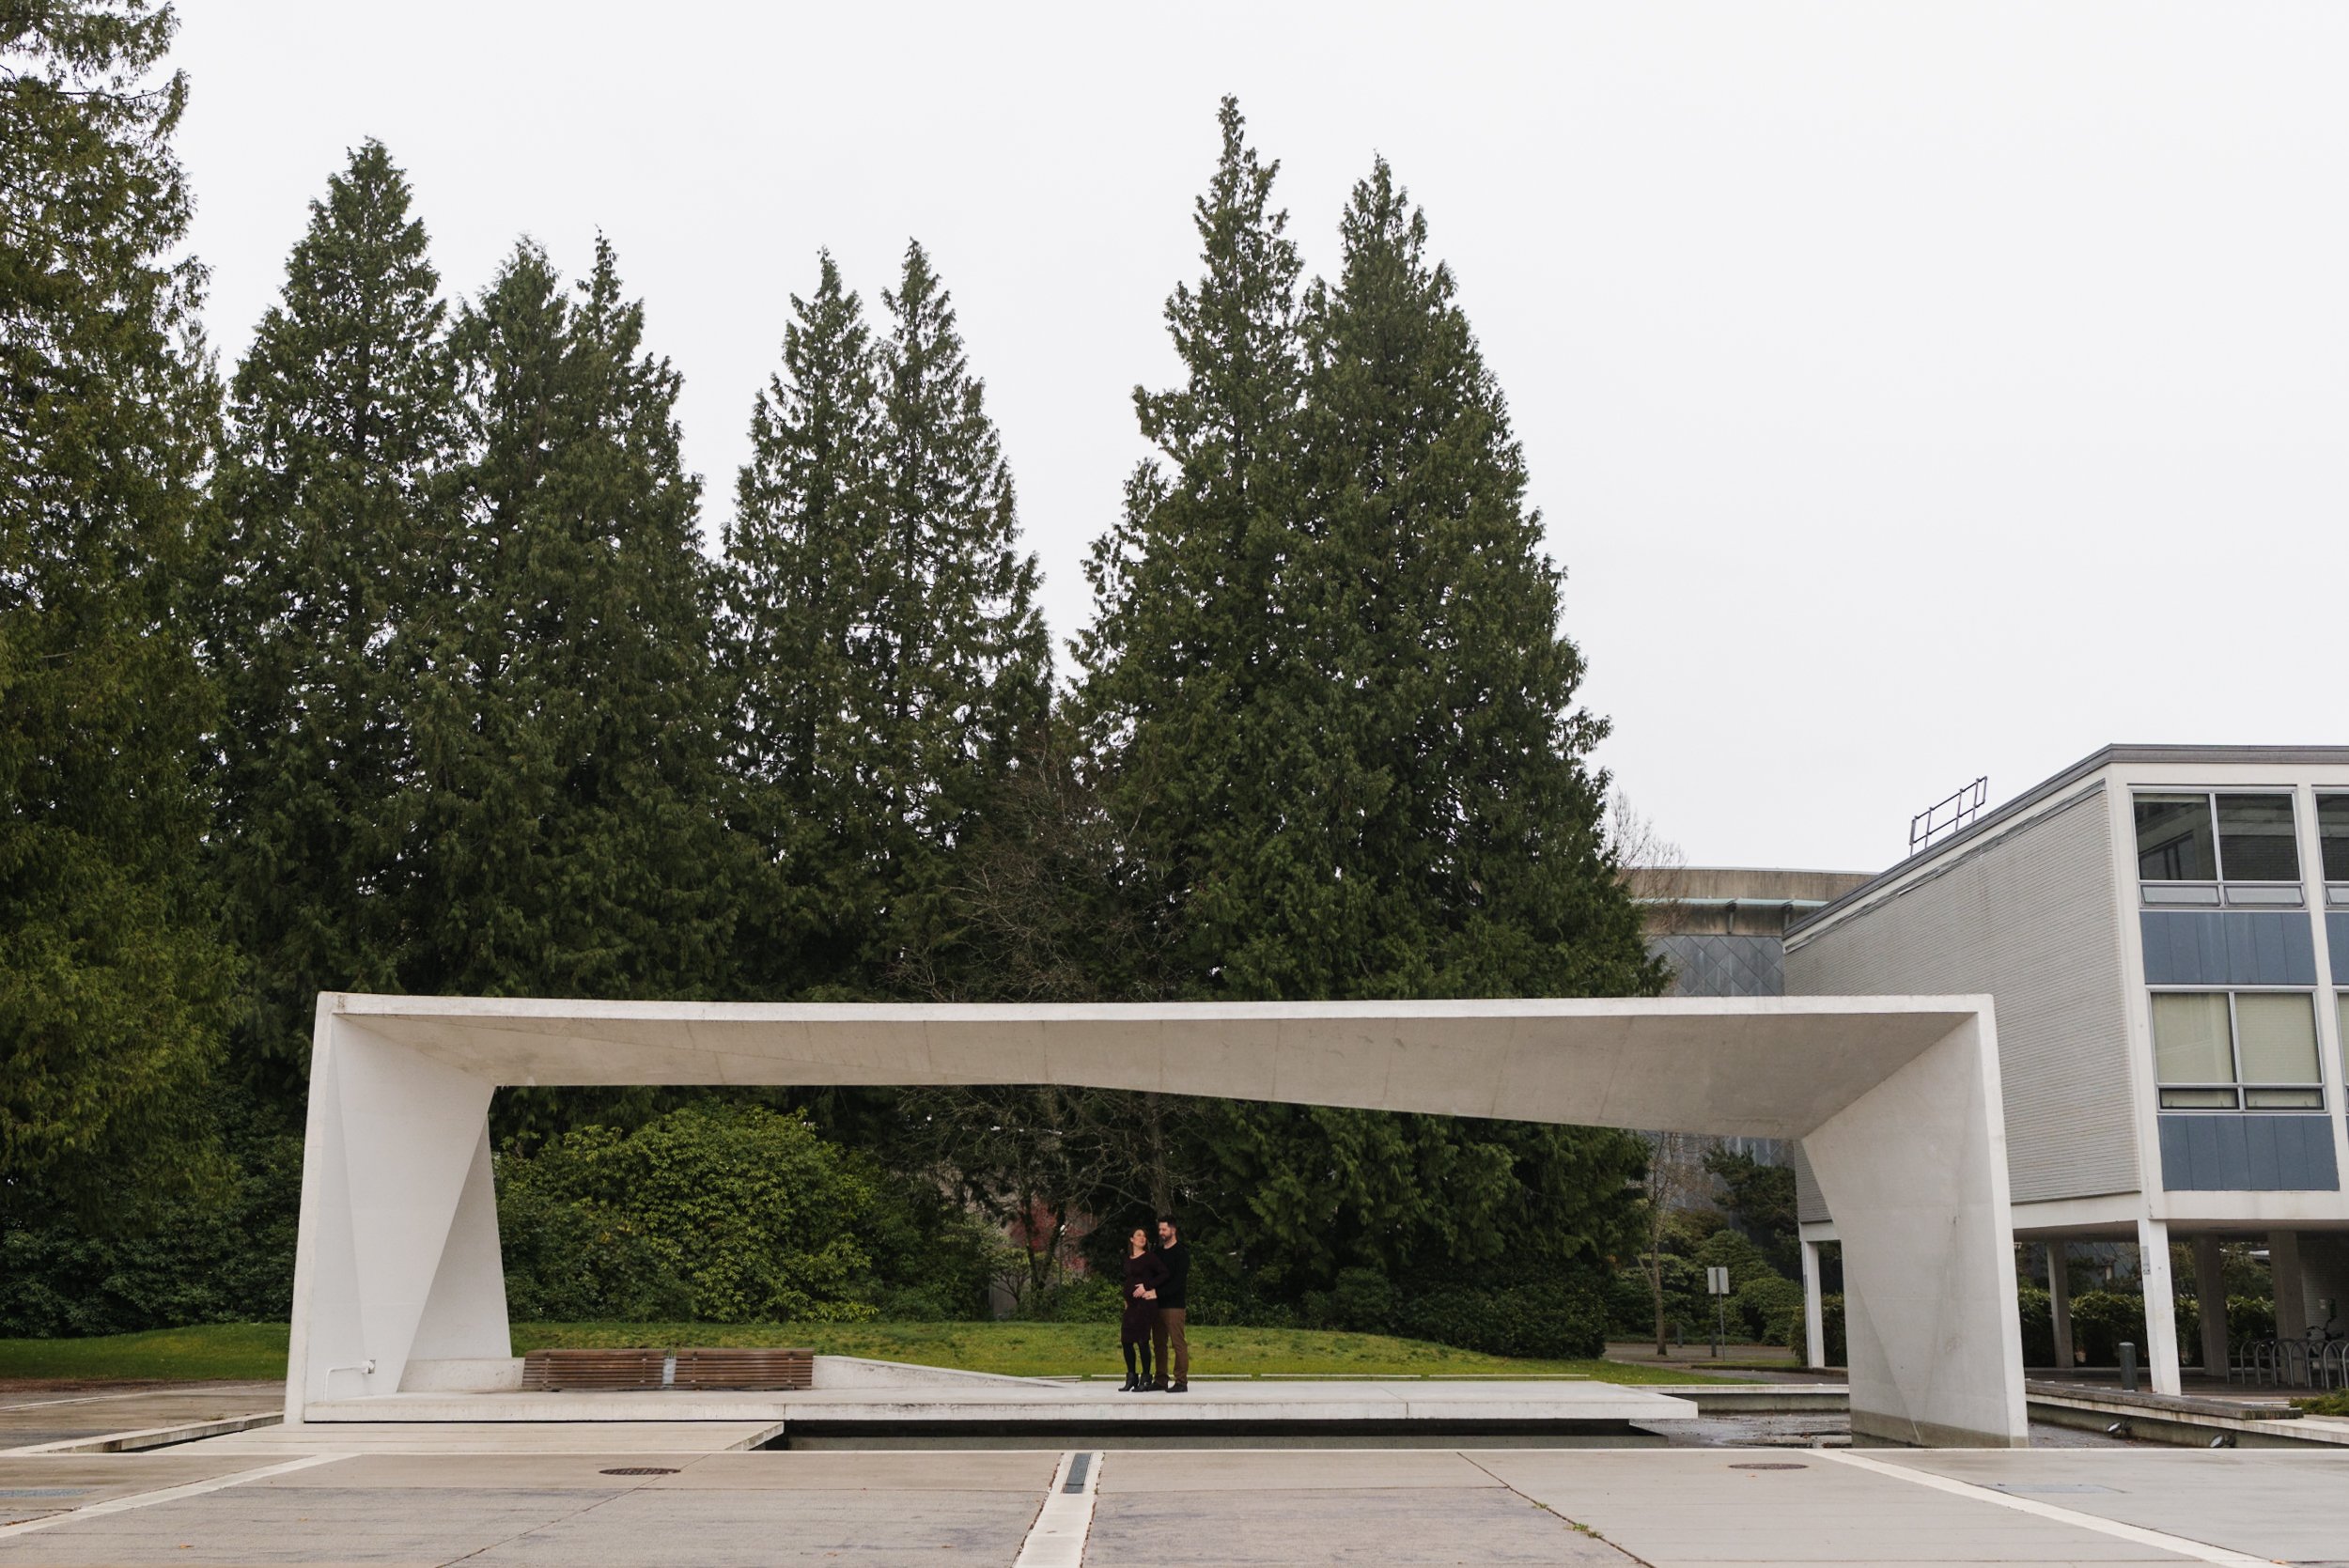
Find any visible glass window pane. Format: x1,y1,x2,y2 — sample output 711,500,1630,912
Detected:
2152,993,2234,1083
2320,796,2349,882
2234,993,2320,1083
2160,1087,2239,1110
2216,793,2299,882
2245,1087,2325,1110
2136,794,2216,882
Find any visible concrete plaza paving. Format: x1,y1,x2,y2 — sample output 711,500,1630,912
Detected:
0,1384,281,1452
3,1436,2345,1566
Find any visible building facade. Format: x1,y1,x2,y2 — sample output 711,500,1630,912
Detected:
1782,744,2349,1392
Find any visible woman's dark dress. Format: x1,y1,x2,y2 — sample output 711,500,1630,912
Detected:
1119,1250,1167,1382
1121,1251,1167,1337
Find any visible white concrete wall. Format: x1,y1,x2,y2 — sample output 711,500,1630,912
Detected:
1801,1013,2028,1446
1787,783,2138,1206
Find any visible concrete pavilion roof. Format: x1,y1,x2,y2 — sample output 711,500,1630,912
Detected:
321,992,1986,1144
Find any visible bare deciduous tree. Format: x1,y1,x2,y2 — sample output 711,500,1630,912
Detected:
1639,1129,1714,1355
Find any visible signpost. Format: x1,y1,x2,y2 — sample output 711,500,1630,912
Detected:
1706,1266,1731,1358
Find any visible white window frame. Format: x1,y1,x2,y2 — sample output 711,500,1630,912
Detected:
2134,789,2306,908
2147,987,2326,1113
2316,793,2349,908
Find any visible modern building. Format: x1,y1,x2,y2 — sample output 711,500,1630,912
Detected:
1634,866,1871,1168
1638,866,1875,1000
1781,744,2349,1392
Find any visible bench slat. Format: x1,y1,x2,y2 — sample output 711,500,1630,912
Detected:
673,1347,814,1391
520,1348,666,1391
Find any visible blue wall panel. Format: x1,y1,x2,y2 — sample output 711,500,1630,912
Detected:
2157,1114,2339,1191
2328,912,2349,971
2139,911,2318,986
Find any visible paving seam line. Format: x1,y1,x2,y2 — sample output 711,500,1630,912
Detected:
5,1411,282,1454
0,1452,347,1540
436,1459,699,1568
1812,1448,2271,1567
1013,1450,1101,1568
1455,1450,1657,1567
0,1383,268,1414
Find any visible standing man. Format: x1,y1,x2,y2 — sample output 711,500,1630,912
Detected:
1153,1216,1190,1392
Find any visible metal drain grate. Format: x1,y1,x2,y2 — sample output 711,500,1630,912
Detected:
599,1467,680,1476
1728,1462,1808,1470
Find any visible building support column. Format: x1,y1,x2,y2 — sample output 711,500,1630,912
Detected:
2271,1230,2309,1344
1801,1238,1827,1370
2191,1234,2229,1380
2300,1235,2349,1338
2046,1240,2074,1372
2136,1216,2182,1396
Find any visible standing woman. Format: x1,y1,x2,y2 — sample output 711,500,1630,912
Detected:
1117,1226,1165,1392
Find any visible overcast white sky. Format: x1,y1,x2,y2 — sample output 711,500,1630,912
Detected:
173,3,2348,873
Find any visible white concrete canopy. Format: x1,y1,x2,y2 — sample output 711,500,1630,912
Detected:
288,992,2028,1445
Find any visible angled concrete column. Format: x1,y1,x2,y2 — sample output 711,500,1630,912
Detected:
1801,1012,2026,1447
2136,1217,2181,1396
2046,1241,2074,1371
285,1005,503,1421
2271,1231,2309,1343
2190,1234,2228,1378
1799,1238,1827,1370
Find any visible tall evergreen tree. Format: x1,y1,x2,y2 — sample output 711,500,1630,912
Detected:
408,237,731,1003
1270,157,1657,999
870,241,1050,986
1075,105,1657,1308
723,254,886,996
1073,96,1314,993
210,140,454,1095
726,243,1048,997
0,0,237,1219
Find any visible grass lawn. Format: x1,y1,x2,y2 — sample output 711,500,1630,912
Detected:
0,1323,291,1382
0,1321,1724,1386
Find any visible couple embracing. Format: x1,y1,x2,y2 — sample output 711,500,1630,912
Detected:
1115,1216,1190,1393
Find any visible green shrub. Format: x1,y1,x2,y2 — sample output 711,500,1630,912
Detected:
1010,1270,1122,1324
1693,1229,1773,1282
1605,1252,1707,1340
0,1097,303,1338
497,1104,879,1323
1396,1279,1609,1360
1298,1267,1400,1335
1771,1292,1844,1366
2017,1285,2058,1365
1732,1273,1803,1341
2221,1296,2276,1349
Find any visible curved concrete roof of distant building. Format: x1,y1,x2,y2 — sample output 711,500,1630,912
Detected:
1626,866,1874,905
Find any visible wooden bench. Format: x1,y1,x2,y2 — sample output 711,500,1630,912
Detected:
672,1346,814,1391
519,1348,666,1391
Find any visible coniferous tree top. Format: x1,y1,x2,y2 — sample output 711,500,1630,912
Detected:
1276,155,1654,1000
407,235,729,1005
723,242,1048,999
209,138,454,1095
1076,102,1657,1003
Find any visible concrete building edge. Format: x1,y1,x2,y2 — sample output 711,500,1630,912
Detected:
1849,1409,2030,1449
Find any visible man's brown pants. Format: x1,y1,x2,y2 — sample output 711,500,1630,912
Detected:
1152,1308,1188,1386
